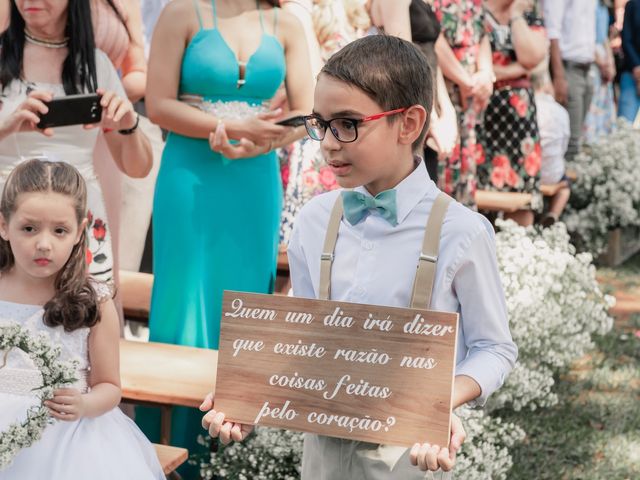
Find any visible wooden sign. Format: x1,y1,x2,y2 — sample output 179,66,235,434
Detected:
214,291,459,447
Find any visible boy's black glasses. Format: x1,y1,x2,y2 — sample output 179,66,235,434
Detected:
303,108,408,143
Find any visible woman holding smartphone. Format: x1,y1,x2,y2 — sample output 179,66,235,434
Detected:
0,0,152,285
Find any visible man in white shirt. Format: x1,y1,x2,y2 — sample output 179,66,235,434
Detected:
543,0,597,161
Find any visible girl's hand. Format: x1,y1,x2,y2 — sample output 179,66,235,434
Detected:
209,122,270,160
45,388,87,421
87,88,138,132
199,392,254,444
0,90,54,138
409,413,466,472
225,109,287,144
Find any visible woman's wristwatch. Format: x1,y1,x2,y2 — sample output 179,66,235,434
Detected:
118,114,140,135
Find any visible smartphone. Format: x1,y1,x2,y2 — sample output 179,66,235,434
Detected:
275,115,306,127
37,93,102,129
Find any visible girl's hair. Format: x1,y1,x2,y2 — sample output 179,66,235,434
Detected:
0,0,98,94
0,159,101,332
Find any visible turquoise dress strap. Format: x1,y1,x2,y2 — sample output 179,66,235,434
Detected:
193,0,204,29
273,6,278,34
211,0,219,29
256,0,265,32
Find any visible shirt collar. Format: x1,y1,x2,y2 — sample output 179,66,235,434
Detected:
354,156,437,225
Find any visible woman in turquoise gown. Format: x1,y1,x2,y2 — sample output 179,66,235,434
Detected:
139,0,313,476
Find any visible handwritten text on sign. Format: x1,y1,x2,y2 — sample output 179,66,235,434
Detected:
214,291,459,447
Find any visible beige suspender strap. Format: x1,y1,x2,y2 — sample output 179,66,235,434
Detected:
318,195,344,301
410,193,453,309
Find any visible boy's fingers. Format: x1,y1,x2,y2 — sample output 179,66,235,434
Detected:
201,409,217,428
219,421,233,444
450,415,466,453
207,411,225,437
438,447,454,472
230,423,243,442
409,443,420,466
199,392,214,411
426,444,440,471
417,443,430,471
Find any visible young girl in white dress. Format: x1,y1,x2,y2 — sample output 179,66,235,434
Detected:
0,159,163,479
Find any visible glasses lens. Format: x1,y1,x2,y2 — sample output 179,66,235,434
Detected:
304,117,325,141
330,119,357,143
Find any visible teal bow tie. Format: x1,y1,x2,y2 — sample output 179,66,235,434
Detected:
342,189,398,226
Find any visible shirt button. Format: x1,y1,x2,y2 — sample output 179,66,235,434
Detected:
363,240,374,250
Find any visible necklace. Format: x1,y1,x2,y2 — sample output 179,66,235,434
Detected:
24,30,69,49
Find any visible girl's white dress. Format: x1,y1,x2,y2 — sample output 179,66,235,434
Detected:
0,299,165,479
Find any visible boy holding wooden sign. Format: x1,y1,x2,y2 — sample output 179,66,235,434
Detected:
202,35,517,478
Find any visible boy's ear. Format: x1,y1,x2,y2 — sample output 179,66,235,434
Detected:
398,104,428,146
0,213,8,241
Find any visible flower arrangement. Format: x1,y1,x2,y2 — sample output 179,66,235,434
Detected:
490,220,614,411
0,323,78,469
562,119,640,255
197,428,303,480
454,407,525,480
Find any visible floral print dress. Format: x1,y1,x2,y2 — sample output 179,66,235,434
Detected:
476,9,544,211
433,0,486,208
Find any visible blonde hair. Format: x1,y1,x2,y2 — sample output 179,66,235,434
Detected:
312,0,370,58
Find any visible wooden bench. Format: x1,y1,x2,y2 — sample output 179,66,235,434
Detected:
120,339,217,445
120,270,153,320
154,443,188,476
474,190,532,213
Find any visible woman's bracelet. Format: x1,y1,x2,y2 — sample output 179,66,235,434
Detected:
118,114,140,135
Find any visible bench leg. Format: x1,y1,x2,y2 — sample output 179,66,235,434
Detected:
160,406,172,445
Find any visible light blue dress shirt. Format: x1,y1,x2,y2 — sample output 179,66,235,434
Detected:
287,161,517,407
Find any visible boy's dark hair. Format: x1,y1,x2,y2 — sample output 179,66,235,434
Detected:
321,35,434,151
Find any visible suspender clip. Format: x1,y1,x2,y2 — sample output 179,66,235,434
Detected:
419,253,438,263
321,253,334,261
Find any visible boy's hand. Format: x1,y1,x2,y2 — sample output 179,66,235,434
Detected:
199,392,254,444
409,413,466,472
45,388,87,421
